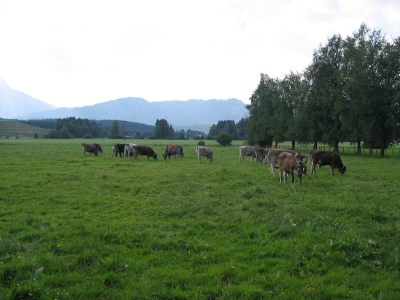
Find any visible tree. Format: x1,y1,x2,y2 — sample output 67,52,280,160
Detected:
311,34,346,152
154,119,174,139
246,74,278,147
216,131,232,147
110,120,120,138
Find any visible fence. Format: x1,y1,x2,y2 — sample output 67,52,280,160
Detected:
277,145,400,157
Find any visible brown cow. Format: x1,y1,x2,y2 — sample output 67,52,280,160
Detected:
266,149,306,176
308,150,346,175
162,144,184,159
278,152,307,185
132,145,157,160
82,143,98,156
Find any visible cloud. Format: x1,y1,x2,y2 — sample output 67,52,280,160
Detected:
0,0,399,108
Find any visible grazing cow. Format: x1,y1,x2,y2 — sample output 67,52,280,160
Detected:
266,149,295,176
112,143,126,158
132,145,157,160
124,143,137,158
252,148,266,163
82,143,98,156
278,152,307,185
162,144,184,159
239,146,256,162
308,150,346,175
196,146,214,163
94,143,103,154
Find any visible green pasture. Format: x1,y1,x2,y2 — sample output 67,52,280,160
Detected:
0,120,50,138
0,139,399,299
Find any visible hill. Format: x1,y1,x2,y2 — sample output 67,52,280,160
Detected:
18,97,248,129
0,77,57,118
0,119,50,138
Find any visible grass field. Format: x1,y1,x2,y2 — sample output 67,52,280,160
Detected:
0,139,399,299
0,120,50,138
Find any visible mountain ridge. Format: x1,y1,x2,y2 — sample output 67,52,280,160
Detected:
17,97,248,127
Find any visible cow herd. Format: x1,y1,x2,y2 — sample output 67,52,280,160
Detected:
82,143,346,185
238,146,346,185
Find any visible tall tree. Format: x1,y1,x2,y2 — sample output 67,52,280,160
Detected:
246,74,278,147
311,34,346,152
110,120,120,138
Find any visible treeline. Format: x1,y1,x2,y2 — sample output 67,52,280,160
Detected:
208,119,248,140
246,24,400,156
44,117,104,138
38,117,207,139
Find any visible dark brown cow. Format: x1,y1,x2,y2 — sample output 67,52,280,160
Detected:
162,144,184,159
132,145,157,160
278,152,307,185
112,143,126,157
308,150,346,175
82,143,98,156
94,143,103,153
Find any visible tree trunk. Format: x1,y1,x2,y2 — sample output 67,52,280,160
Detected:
291,140,295,150
333,141,339,153
357,139,361,155
313,141,318,150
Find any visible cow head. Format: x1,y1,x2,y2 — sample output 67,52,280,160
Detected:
297,161,306,176
339,165,346,174
162,152,168,159
294,152,306,161
152,153,158,160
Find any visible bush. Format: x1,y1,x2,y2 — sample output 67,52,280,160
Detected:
84,133,94,139
197,140,205,146
216,131,232,147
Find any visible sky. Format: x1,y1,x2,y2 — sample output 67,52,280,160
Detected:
1,0,399,108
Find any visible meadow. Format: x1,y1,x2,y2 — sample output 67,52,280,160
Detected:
0,139,399,299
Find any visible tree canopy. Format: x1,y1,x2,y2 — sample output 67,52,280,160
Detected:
246,24,400,155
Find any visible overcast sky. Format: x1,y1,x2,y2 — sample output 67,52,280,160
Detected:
1,0,399,108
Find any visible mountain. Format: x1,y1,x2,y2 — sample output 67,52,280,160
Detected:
0,77,57,118
18,97,248,128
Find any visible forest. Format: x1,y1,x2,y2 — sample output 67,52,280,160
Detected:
245,24,400,156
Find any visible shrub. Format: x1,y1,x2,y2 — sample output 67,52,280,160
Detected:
197,140,205,146
84,133,94,139
216,131,232,146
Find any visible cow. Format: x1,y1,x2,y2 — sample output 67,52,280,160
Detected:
132,145,157,160
196,146,214,163
162,144,184,159
252,148,266,163
266,149,295,176
94,143,103,154
278,152,307,185
82,143,98,156
308,150,346,175
112,143,126,158
239,146,256,162
124,143,137,158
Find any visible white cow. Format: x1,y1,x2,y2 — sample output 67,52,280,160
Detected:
124,143,138,158
238,146,256,162
196,146,214,163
